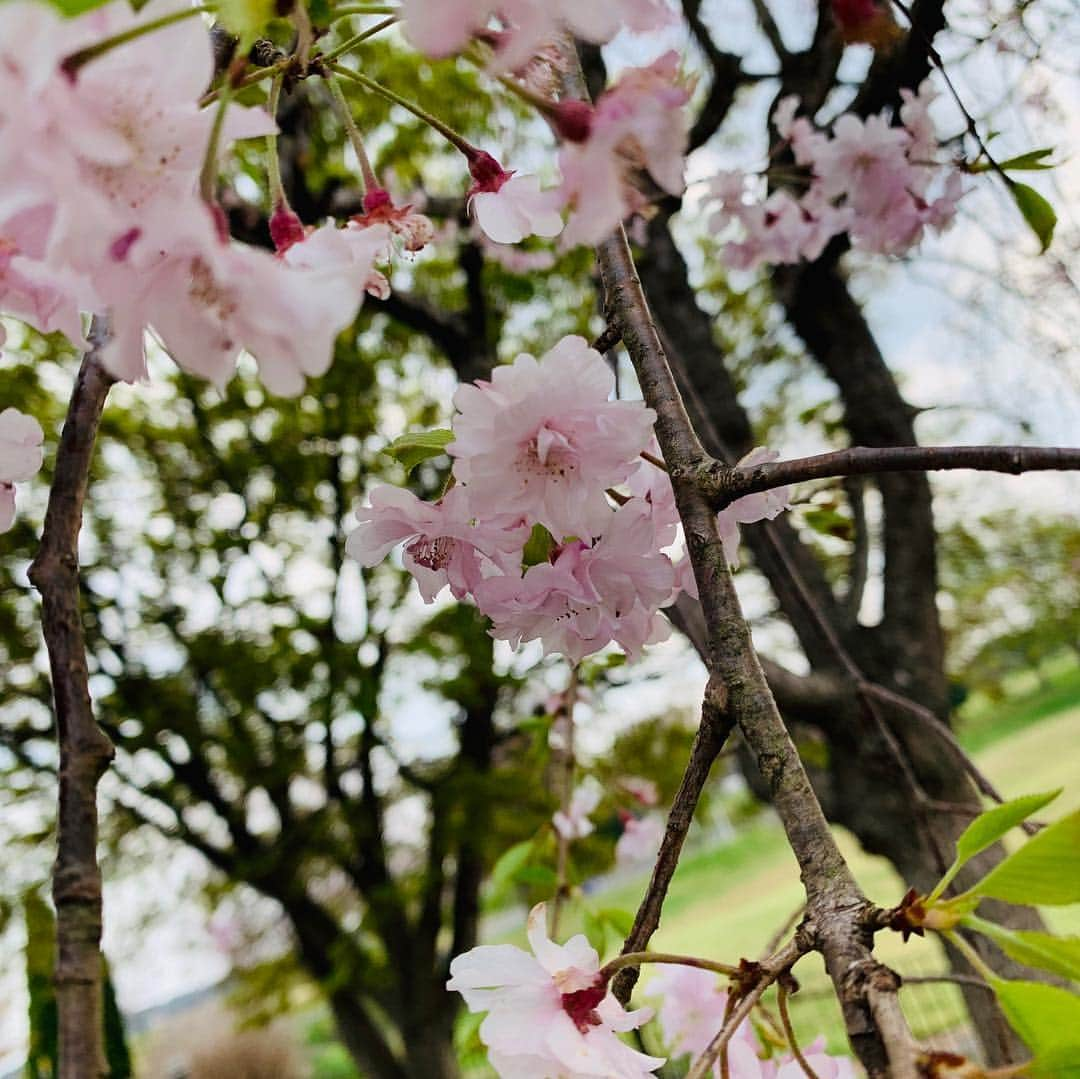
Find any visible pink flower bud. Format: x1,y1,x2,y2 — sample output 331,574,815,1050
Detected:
553,100,594,143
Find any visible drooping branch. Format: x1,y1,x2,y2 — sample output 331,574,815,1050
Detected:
27,323,116,1079
704,443,1080,507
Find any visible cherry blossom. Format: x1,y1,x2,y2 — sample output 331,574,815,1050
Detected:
468,164,564,245
615,812,664,865
446,902,664,1079
346,484,526,602
556,53,691,248
773,1039,857,1078
619,776,659,807
355,188,435,254
716,448,793,567
477,501,675,662
647,965,757,1062
0,407,44,534
449,335,656,541
553,776,604,840
708,83,963,266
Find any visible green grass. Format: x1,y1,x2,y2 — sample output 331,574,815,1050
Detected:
955,655,1080,754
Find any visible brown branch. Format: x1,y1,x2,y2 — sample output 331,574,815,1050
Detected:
612,677,734,1004
559,37,916,1074
704,444,1080,508
27,323,116,1079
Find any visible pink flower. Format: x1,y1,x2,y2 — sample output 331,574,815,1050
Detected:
449,335,656,541
553,776,604,840
469,168,564,245
0,407,44,534
646,965,758,1061
355,188,434,253
556,52,691,247
446,902,665,1079
716,448,792,567
346,484,526,602
619,776,659,807
0,202,90,347
477,502,674,662
615,812,664,865
100,216,385,393
773,1039,856,1078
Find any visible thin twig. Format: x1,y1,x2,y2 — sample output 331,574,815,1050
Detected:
778,982,821,1079
687,939,804,1079
600,951,740,981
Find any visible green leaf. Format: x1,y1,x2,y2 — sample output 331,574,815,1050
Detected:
801,506,854,542
382,428,454,475
998,148,1056,172
46,0,112,14
521,524,557,569
970,809,1080,906
1011,182,1057,253
955,790,1061,865
991,979,1080,1061
1027,1044,1080,1078
967,915,1080,983
488,839,534,900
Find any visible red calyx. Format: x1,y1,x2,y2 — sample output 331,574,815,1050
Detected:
466,150,512,195
269,204,306,254
363,187,394,215
553,100,594,144
561,978,607,1034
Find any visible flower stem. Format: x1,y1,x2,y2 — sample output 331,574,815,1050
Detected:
320,15,400,63
199,84,232,204
328,61,481,159
326,75,379,193
62,4,213,77
599,952,741,981
265,74,289,208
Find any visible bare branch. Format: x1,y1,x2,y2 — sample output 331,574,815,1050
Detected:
27,322,116,1079
705,443,1080,507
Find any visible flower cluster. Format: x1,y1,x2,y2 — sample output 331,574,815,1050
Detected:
448,906,857,1078
706,82,964,268
0,408,44,533
0,0,389,395
349,335,792,662
461,51,693,250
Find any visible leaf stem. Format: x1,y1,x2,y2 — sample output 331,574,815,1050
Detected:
319,14,400,63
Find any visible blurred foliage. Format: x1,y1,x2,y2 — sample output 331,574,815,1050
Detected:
939,511,1080,698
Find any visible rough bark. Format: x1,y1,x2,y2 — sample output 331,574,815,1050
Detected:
27,332,116,1079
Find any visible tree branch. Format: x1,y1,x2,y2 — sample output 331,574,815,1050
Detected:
27,323,116,1079
704,443,1080,506
612,678,734,1004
